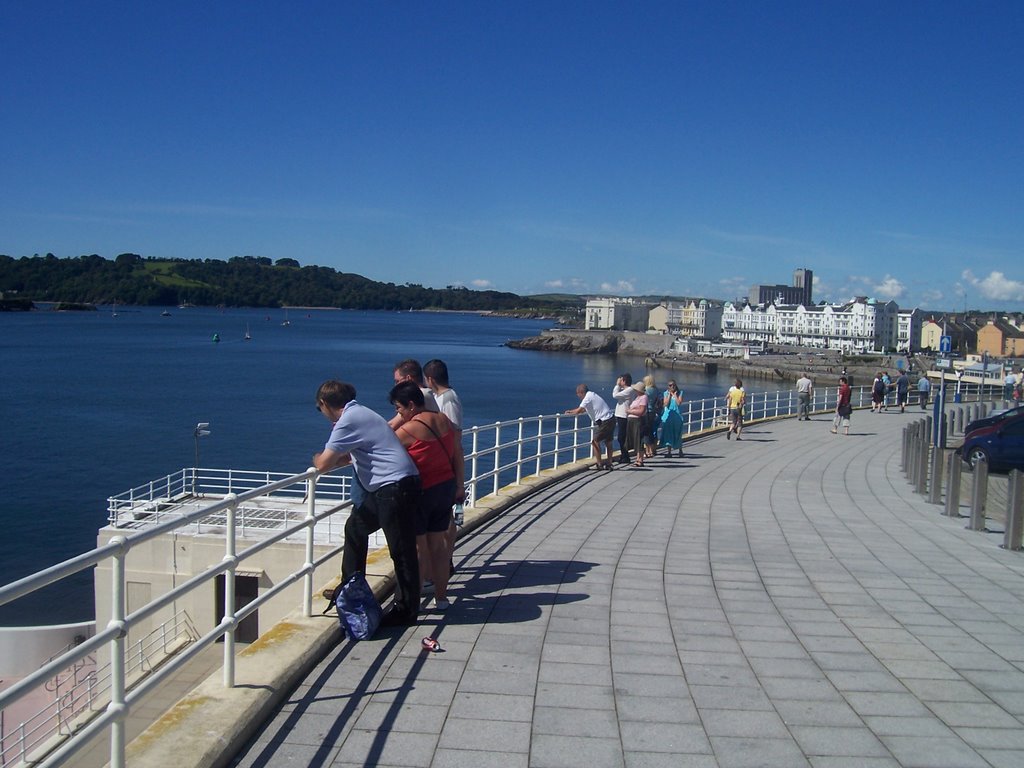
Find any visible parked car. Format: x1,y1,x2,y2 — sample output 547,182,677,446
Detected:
964,405,1024,437
958,410,1024,472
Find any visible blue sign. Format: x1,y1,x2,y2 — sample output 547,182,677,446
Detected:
939,335,952,353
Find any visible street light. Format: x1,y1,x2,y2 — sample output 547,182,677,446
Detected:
982,352,990,402
193,422,210,493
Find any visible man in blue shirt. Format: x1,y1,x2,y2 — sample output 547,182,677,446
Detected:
314,380,422,626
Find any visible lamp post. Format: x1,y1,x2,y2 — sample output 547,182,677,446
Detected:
193,422,210,493
982,352,990,402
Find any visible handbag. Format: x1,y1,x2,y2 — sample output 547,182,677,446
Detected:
326,572,382,640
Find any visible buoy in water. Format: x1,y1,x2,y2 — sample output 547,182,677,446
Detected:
213,333,220,343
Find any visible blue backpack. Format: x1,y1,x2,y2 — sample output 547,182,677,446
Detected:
325,572,382,640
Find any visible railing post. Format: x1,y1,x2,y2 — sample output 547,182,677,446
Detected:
494,423,502,496
553,414,561,470
534,417,542,477
516,418,525,485
223,494,238,687
1003,470,1024,551
969,459,988,531
108,535,129,768
303,474,317,618
927,445,944,504
470,427,479,507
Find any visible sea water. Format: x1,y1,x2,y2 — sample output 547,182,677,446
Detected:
0,307,732,623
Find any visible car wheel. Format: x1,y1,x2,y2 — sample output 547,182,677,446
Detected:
966,446,990,469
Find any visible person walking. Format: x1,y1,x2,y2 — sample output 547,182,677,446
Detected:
565,384,616,470
917,374,931,410
659,380,685,457
796,372,813,421
831,376,852,435
725,378,745,440
871,372,886,413
313,380,422,627
895,370,910,413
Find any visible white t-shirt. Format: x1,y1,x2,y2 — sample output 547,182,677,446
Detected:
433,388,463,430
579,391,613,423
612,384,636,418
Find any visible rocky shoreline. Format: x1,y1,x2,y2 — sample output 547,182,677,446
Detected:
506,329,930,387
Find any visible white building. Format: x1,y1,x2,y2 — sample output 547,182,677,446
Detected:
720,298,902,353
720,302,776,345
584,297,655,331
648,299,722,338
896,308,923,353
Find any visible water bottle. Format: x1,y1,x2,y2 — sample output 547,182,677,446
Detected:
453,503,464,527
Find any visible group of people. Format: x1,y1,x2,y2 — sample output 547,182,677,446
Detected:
312,359,463,627
870,369,933,414
829,369,932,436
565,373,687,469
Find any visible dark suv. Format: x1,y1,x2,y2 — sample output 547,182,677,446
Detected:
964,405,1024,438
959,410,1024,472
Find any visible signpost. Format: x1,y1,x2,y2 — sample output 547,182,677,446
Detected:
939,335,952,354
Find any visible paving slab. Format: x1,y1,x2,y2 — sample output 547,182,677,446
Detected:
226,410,1024,767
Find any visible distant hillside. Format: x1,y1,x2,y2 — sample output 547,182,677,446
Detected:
0,253,584,312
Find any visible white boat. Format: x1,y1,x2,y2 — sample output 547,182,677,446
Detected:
244,324,251,341
281,308,290,327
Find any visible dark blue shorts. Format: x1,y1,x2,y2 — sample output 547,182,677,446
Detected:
416,478,455,535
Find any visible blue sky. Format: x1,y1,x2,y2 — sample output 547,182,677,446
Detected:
2,2,1022,310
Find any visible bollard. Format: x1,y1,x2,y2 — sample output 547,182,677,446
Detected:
916,436,929,495
969,457,988,531
927,446,944,505
955,408,963,434
909,423,917,483
944,451,962,517
1003,470,1024,551
908,423,921,486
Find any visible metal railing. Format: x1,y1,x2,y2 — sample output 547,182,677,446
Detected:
0,384,879,768
0,612,198,767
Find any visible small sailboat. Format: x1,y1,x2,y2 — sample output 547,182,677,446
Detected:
281,308,290,327
161,310,171,317
111,302,118,318
244,323,251,341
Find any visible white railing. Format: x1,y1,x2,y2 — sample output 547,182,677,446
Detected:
0,611,198,767
107,468,351,528
0,385,881,768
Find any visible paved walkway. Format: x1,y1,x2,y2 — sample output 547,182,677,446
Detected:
229,410,1024,768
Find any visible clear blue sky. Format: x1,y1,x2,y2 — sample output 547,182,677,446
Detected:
2,1,1021,310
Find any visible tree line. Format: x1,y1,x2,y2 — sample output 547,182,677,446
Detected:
0,253,578,312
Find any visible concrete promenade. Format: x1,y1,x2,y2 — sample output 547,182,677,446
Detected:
230,409,1024,768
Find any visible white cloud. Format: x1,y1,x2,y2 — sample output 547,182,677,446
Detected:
471,279,494,289
600,280,635,294
873,275,905,300
545,279,564,289
961,270,1024,302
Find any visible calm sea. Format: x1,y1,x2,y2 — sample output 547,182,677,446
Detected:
0,307,732,624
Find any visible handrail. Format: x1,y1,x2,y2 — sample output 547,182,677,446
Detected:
0,382,884,767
